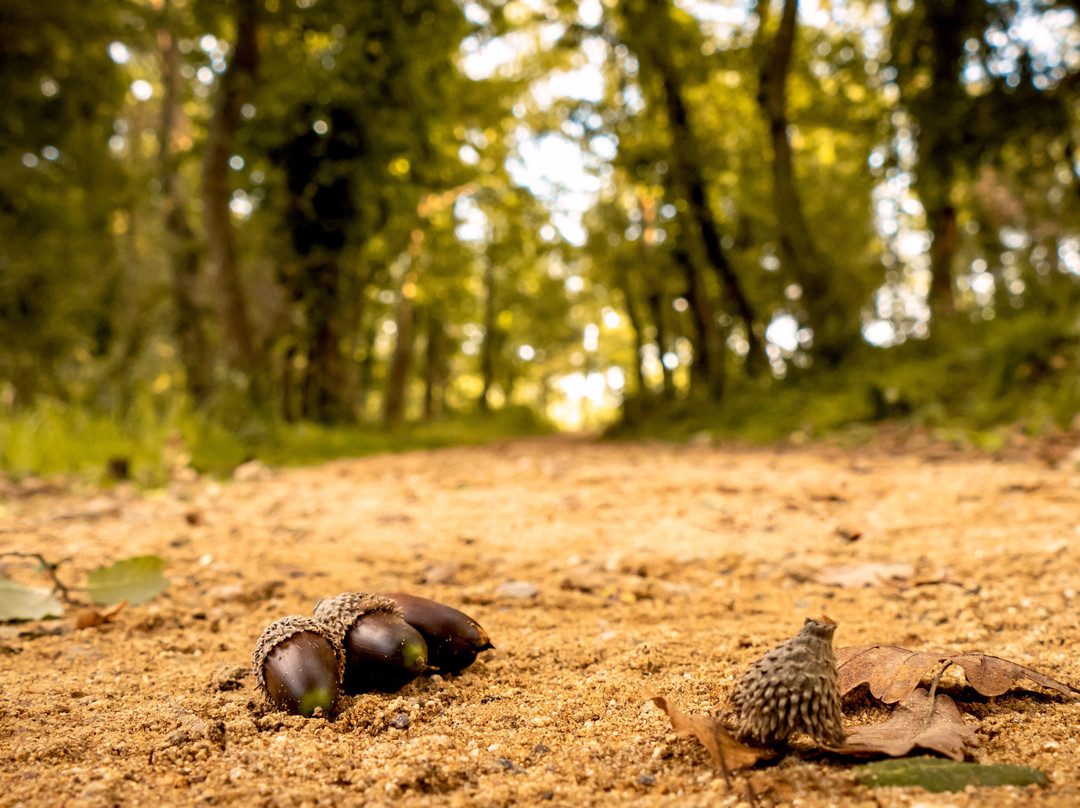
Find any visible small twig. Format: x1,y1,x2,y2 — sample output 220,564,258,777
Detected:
713,726,734,791
924,660,953,726
0,552,77,604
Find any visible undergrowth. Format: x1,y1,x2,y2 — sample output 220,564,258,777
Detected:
0,401,551,486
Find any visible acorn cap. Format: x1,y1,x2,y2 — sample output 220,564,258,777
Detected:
729,617,846,746
313,592,400,646
252,615,345,703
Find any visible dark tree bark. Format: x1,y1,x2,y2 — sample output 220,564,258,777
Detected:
201,0,260,384
756,0,855,365
384,292,415,430
928,203,958,312
300,262,350,422
157,8,212,406
674,246,725,399
647,291,674,397
891,0,979,318
631,0,764,374
422,310,447,421
479,258,498,411
616,267,648,394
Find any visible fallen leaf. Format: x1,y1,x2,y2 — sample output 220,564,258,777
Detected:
836,645,1080,702
644,690,771,771
813,562,913,588
75,599,129,629
855,757,1047,792
0,578,64,621
87,555,169,607
829,688,978,761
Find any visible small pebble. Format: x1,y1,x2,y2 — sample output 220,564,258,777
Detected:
389,713,411,730
496,580,539,599
638,774,656,786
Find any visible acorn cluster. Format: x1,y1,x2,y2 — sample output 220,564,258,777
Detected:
252,592,493,717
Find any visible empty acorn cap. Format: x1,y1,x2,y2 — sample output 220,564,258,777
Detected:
252,615,345,717
729,617,846,746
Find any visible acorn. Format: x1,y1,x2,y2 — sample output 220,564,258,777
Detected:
314,592,429,693
381,592,493,674
252,615,344,717
728,617,846,746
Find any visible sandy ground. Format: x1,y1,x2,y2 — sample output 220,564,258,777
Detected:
1,434,1079,807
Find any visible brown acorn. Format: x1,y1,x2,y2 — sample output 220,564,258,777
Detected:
728,617,846,746
314,592,429,693
252,615,344,717
381,592,493,674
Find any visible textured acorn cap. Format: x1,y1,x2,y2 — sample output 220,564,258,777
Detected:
729,617,846,746
251,615,345,701
313,592,400,647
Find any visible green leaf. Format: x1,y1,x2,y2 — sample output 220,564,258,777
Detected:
0,578,64,621
86,555,169,607
856,758,1047,793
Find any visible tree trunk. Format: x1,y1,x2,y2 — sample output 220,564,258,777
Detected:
301,262,350,422
384,293,415,430
422,310,447,421
647,291,674,397
674,246,724,399
356,319,378,421
928,202,958,313
201,0,260,387
633,0,764,374
617,269,648,394
157,8,212,406
479,259,497,411
756,0,854,365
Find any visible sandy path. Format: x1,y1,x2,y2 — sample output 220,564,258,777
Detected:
1,436,1078,806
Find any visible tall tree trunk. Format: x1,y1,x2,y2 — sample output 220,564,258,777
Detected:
422,310,447,421
479,259,497,411
157,8,212,406
356,319,378,421
616,267,648,394
756,0,854,365
301,261,350,422
201,0,260,387
928,202,958,313
647,291,674,397
632,0,764,374
384,293,415,430
674,245,724,399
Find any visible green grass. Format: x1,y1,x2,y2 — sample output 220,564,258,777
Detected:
0,401,552,485
609,311,1080,447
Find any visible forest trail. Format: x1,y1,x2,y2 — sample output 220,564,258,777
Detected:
2,436,1079,806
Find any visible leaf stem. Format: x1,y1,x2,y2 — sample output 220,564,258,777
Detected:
0,552,77,604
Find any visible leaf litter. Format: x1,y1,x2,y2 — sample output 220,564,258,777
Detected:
836,645,1080,702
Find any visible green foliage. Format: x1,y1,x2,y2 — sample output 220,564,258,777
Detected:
2,0,1079,453
86,555,170,607
0,396,552,480
855,757,1047,793
0,578,64,622
611,310,1080,444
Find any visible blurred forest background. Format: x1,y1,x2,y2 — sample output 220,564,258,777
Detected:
2,0,1080,480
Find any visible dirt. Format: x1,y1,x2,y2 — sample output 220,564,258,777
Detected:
1,435,1079,807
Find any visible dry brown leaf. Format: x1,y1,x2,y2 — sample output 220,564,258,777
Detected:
813,562,913,588
830,688,978,761
644,690,771,771
837,645,1080,702
75,599,128,629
